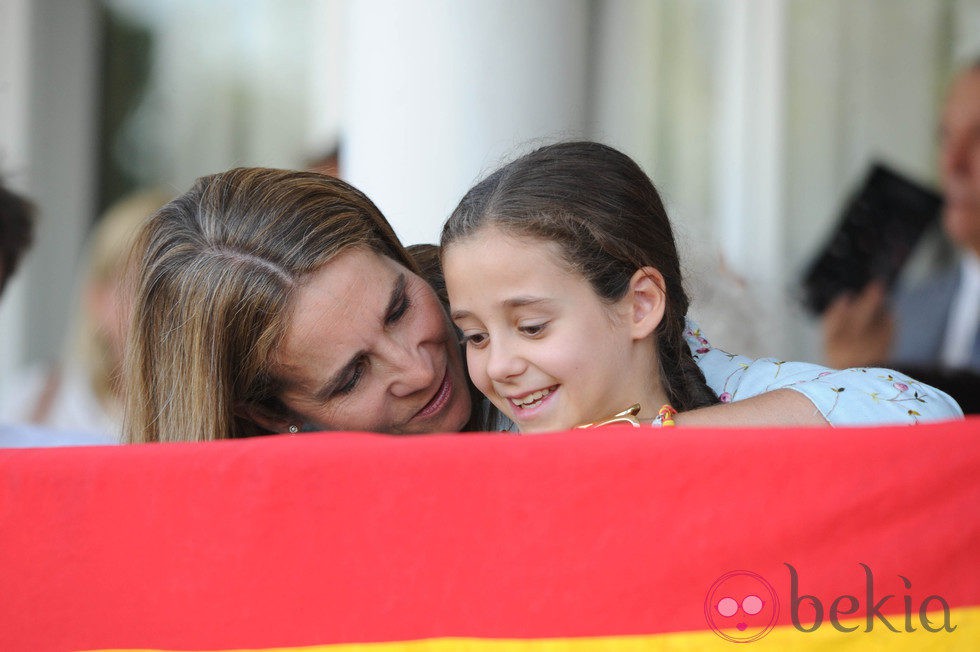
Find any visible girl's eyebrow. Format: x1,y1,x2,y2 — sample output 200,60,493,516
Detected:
451,296,552,321
503,296,551,308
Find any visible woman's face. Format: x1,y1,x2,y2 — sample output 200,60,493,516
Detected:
271,247,472,434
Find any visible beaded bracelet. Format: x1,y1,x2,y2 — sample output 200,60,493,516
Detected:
658,404,678,427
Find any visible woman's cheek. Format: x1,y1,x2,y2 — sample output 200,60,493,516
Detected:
417,284,450,339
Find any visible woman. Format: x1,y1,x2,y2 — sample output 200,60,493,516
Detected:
125,168,961,442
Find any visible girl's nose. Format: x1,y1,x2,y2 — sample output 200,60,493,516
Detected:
485,341,525,383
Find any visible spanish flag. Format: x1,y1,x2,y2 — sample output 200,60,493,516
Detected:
1,419,977,651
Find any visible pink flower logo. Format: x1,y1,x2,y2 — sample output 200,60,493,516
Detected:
705,570,780,643
719,392,732,403
893,382,909,392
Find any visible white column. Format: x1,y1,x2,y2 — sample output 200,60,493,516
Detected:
342,0,590,246
22,0,101,362
590,0,661,177
0,0,98,380
713,0,788,353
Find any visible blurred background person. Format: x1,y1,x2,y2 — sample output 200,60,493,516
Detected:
821,59,980,412
0,183,34,307
1,190,169,442
0,181,116,447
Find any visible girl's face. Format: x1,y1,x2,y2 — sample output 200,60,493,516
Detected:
444,226,649,433
270,247,472,434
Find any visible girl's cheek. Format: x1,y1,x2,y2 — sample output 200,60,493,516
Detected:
466,350,486,385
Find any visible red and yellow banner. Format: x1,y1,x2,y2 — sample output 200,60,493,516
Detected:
1,418,978,651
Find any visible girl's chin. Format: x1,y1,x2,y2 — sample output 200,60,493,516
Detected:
512,416,577,434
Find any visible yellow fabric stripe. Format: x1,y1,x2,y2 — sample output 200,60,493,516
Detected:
88,605,980,652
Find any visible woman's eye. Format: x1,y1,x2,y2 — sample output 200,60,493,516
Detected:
334,360,365,396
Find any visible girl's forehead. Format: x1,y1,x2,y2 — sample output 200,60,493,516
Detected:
448,223,565,259
444,229,595,306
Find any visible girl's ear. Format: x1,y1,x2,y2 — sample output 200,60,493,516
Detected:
628,266,667,340
236,401,295,435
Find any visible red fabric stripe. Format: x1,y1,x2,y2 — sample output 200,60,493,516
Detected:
0,418,977,651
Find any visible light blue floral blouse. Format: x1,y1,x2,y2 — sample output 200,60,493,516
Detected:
685,321,964,425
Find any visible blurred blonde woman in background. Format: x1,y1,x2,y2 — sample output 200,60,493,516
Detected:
1,189,170,442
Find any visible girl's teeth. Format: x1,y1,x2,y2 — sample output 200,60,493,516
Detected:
515,387,552,407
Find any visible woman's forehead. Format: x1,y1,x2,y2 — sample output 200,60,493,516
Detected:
275,249,402,369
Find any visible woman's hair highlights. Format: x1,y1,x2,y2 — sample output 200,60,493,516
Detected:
125,168,417,442
441,141,718,411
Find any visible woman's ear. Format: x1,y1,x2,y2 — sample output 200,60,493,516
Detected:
235,402,296,435
627,266,667,340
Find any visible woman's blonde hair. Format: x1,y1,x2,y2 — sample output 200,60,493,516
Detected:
124,168,416,442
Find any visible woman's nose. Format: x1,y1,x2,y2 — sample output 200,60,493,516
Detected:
384,339,437,398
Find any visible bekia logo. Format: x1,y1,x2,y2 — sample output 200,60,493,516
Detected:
704,570,780,643
705,564,956,643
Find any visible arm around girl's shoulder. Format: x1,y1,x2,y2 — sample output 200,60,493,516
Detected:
686,321,964,426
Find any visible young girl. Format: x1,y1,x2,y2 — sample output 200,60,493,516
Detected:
441,141,964,433
440,141,718,432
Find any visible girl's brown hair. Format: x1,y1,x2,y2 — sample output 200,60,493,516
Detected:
441,141,718,411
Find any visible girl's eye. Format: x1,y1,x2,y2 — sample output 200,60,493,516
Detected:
520,322,548,337
461,332,488,348
334,359,366,396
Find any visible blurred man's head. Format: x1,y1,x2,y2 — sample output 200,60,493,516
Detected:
940,60,980,256
0,183,35,295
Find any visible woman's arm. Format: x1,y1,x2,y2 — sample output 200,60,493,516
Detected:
686,322,964,426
